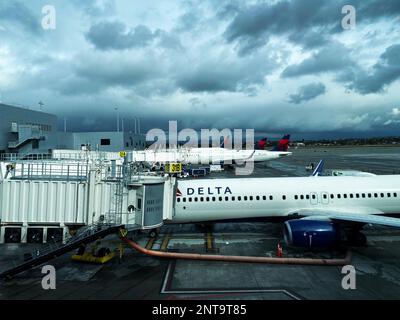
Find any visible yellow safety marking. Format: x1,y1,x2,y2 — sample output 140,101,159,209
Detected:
160,233,171,251
145,237,156,250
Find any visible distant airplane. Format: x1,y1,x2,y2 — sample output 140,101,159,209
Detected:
132,134,292,165
172,174,400,247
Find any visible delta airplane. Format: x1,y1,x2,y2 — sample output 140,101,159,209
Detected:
172,174,400,248
132,134,292,165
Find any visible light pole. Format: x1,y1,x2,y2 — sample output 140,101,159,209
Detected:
115,107,119,132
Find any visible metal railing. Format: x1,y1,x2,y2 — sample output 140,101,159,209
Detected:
0,153,52,161
8,162,89,181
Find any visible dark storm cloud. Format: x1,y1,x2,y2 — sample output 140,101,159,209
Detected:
223,0,400,55
288,82,326,104
339,44,400,94
0,1,41,34
86,21,156,50
176,56,274,93
281,44,353,77
58,56,160,95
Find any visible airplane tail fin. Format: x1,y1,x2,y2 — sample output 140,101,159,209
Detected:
255,137,268,150
311,159,324,177
220,136,231,148
271,134,290,151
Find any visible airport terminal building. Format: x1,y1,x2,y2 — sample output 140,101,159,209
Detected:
0,103,146,157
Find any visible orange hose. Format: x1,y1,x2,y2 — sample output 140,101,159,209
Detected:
121,237,351,266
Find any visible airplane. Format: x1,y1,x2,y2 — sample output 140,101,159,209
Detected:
172,174,400,248
310,159,377,177
131,134,292,166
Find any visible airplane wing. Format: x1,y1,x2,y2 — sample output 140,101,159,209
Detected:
288,208,400,228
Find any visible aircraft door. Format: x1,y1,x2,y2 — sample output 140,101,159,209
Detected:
310,192,318,205
321,192,329,205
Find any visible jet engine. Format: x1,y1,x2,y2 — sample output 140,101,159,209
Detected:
283,219,340,248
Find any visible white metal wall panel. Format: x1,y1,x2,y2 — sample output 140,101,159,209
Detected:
0,180,88,224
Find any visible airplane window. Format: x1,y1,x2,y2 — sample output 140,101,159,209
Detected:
381,193,384,198
244,196,248,201
269,195,273,200
262,196,266,200
374,193,378,198
337,194,341,199
311,194,316,199
356,194,360,198
394,193,398,197
387,193,391,198
350,194,353,198
343,194,347,199
282,195,286,200
225,196,229,201
238,196,241,201
232,196,235,201
330,194,334,199
183,206,186,210
219,196,223,201
256,196,260,200
362,193,366,198
183,198,187,202
368,193,372,198
200,197,204,202
189,198,192,202
206,197,210,201
194,197,198,202
212,197,216,201
294,195,298,200
323,194,327,199
250,196,253,201
306,195,310,200
300,195,304,200
177,198,181,202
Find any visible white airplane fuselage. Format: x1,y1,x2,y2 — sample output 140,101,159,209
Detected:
172,175,400,223
131,148,291,164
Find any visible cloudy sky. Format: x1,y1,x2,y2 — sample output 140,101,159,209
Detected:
0,0,400,139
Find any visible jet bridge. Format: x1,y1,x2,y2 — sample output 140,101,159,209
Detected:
0,160,177,244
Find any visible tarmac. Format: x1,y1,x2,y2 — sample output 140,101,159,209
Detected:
1,145,400,300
